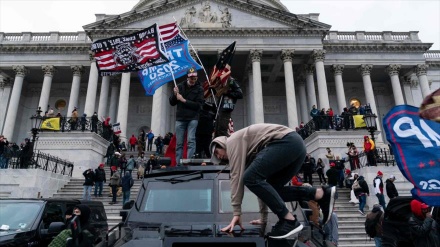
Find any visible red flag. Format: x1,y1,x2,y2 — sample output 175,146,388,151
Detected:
203,42,236,98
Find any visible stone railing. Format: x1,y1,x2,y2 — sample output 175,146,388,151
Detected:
0,32,92,43
324,31,420,42
424,50,440,59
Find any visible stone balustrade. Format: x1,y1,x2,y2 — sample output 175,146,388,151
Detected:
0,31,91,43
324,31,420,42
424,50,440,59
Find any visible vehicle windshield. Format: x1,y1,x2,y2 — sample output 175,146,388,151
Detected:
141,180,213,212
0,202,43,231
219,180,261,213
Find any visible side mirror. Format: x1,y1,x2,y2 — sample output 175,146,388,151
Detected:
48,222,66,234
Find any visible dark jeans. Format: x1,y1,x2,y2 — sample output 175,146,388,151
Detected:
338,169,344,188
111,185,118,203
358,194,367,213
215,111,231,137
367,151,376,166
195,134,212,158
376,193,386,209
243,132,316,219
316,169,326,183
303,172,314,185
147,140,153,151
94,181,103,196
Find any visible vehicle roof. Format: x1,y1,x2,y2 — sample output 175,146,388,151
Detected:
0,198,104,206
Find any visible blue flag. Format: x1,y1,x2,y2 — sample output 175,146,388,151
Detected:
383,105,440,206
138,40,202,96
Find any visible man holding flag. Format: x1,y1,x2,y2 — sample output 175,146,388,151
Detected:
169,67,204,165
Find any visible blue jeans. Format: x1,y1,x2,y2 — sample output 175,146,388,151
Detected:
374,236,382,247
242,132,316,219
359,194,367,213
0,155,6,169
82,185,92,200
376,193,386,209
94,181,103,196
123,191,131,206
175,120,198,165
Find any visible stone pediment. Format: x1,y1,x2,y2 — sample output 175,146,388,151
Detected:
83,0,331,40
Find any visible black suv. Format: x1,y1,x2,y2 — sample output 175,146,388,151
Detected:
109,166,329,247
0,198,108,247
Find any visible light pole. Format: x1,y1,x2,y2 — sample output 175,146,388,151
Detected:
30,107,43,143
363,113,378,143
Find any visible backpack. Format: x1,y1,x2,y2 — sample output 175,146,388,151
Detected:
352,180,361,190
365,211,382,238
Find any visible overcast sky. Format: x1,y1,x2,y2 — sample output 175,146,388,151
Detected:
0,0,439,49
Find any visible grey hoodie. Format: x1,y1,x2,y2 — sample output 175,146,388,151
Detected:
210,123,293,216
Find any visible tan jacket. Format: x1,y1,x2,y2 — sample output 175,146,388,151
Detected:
210,123,293,216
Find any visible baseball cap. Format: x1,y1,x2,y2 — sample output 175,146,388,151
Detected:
377,171,383,176
187,67,198,77
389,174,396,180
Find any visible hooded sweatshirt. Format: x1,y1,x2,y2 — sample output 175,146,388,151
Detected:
210,123,293,216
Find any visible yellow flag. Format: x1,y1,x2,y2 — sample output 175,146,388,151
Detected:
353,115,367,128
40,117,60,131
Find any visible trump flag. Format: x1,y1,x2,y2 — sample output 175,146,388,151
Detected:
91,24,169,76
383,105,440,206
138,40,201,96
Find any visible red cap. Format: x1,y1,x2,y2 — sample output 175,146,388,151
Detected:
99,163,104,168
377,171,383,176
111,166,117,171
330,162,336,167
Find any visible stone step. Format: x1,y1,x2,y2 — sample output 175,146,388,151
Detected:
338,236,375,245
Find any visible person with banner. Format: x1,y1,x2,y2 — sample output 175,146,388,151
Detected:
169,67,204,165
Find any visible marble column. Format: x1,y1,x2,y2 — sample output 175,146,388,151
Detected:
67,65,84,117
297,75,308,123
84,59,99,116
414,64,430,98
358,64,380,130
3,66,27,140
247,70,255,124
313,49,330,110
0,76,13,133
38,65,56,113
281,49,298,128
108,78,119,122
97,76,110,118
304,64,317,113
250,49,264,124
331,64,347,113
402,75,415,106
386,64,404,105
117,73,131,142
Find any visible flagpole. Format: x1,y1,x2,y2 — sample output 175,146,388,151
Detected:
157,23,178,89
173,16,218,108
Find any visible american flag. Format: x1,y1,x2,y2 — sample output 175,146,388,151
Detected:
203,42,236,98
158,22,187,49
92,24,169,75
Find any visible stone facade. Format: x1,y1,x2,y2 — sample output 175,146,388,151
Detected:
0,0,439,158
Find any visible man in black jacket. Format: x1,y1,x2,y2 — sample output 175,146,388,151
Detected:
82,169,95,201
94,163,106,197
385,174,399,200
169,67,204,165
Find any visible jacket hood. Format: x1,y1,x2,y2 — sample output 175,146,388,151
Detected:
74,204,91,225
358,176,365,180
210,136,227,165
410,199,429,219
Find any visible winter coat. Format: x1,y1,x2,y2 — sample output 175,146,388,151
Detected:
83,169,95,186
126,158,136,171
169,80,204,121
110,172,120,186
219,78,243,112
354,176,370,197
408,200,440,247
385,179,399,199
121,172,134,192
209,123,294,216
326,167,339,186
302,157,316,174
94,168,106,183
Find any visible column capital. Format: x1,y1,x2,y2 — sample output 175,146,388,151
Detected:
250,49,263,62
42,65,56,77
304,64,315,75
331,64,345,75
386,64,401,76
12,65,28,77
414,64,429,76
89,51,96,62
71,65,84,76
358,64,373,76
0,75,12,89
312,49,326,62
281,49,294,63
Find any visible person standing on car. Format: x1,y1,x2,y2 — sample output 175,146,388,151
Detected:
82,168,95,201
109,167,121,205
121,171,134,207
210,123,336,239
94,163,106,197
385,174,399,200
